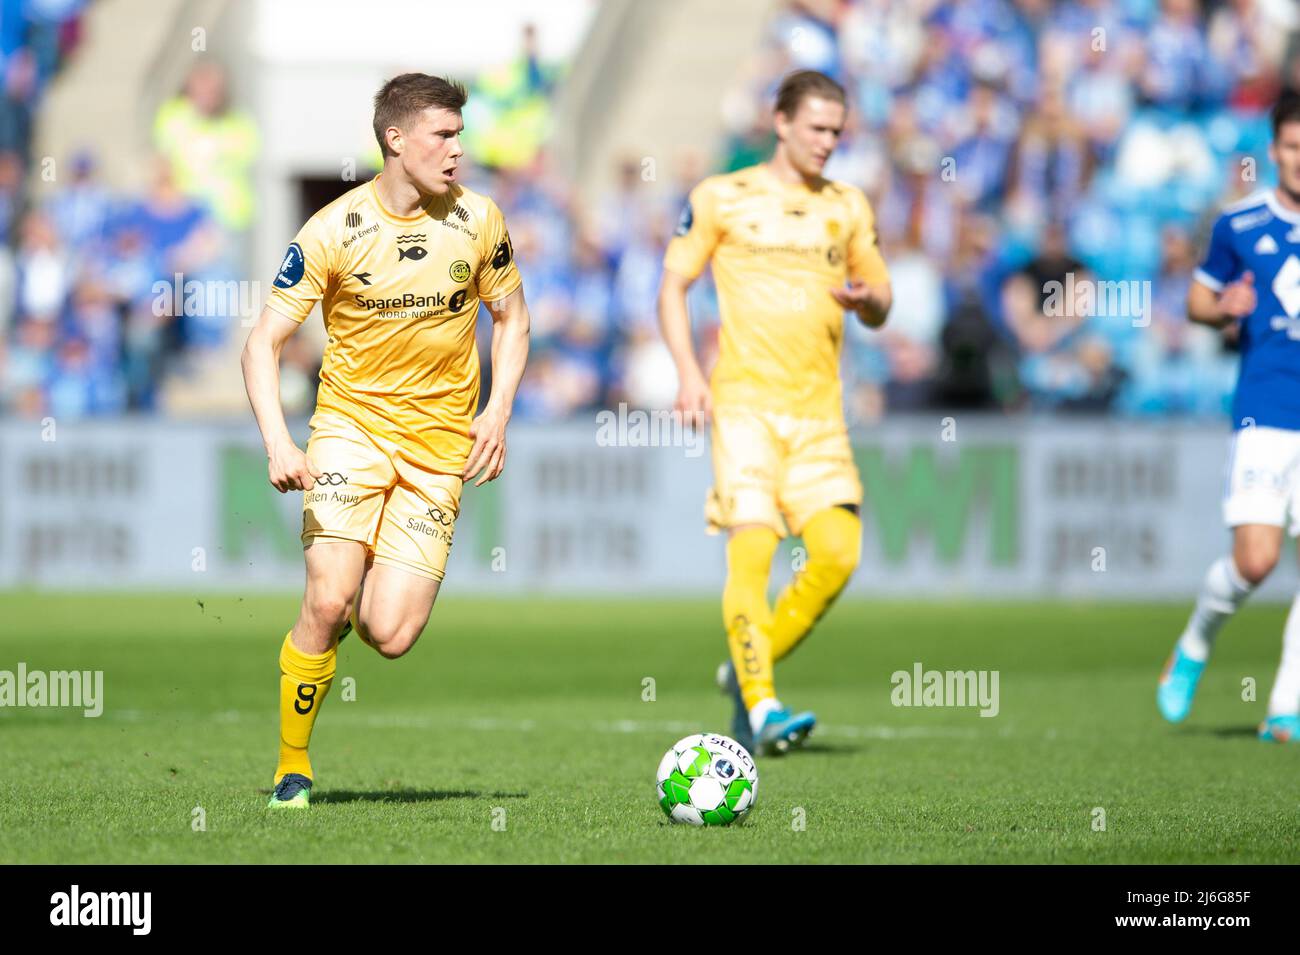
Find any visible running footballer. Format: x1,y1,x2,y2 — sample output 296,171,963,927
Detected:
241,73,530,807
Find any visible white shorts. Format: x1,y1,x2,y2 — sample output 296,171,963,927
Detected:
1223,425,1300,536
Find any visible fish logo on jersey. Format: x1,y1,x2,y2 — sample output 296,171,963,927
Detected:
396,235,427,261
396,232,428,262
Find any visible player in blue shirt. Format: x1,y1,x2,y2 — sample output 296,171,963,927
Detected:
1158,91,1300,743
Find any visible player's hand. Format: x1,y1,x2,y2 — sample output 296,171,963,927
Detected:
674,372,712,430
1219,271,1256,321
831,280,889,327
464,405,508,487
268,438,321,493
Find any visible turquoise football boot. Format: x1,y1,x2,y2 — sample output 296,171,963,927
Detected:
754,705,816,756
1157,646,1206,724
1258,714,1300,743
267,772,312,809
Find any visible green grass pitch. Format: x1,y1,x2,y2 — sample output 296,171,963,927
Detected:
1,592,1297,864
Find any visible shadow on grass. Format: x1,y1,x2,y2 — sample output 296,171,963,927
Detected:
784,739,865,756
1175,724,1259,739
285,789,530,805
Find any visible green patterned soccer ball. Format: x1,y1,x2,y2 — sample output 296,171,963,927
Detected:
656,733,758,826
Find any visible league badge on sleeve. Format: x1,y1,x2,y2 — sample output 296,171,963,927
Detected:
675,200,694,237
274,242,305,289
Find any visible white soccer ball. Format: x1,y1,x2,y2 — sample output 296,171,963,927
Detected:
656,732,758,826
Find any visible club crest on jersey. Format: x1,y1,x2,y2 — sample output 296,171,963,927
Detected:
675,201,693,237
1255,234,1278,255
273,242,305,289
449,259,471,283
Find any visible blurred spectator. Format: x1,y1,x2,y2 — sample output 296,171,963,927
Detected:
933,213,1017,409
943,79,1017,209
153,60,258,231
1139,0,1227,111
1006,85,1094,228
16,209,68,323
463,23,561,170
0,149,21,243
1208,0,1292,109
44,149,110,250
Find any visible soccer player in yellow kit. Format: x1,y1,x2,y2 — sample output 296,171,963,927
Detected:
241,74,530,807
659,70,891,755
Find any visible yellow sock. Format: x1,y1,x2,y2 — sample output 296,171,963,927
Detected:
770,507,862,662
723,526,780,710
275,631,336,783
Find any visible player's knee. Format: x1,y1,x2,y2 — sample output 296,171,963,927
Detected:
1234,550,1278,586
362,618,424,659
805,522,861,591
374,639,412,660
304,590,352,633
810,542,859,591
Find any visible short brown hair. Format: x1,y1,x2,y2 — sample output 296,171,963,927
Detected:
1273,87,1300,140
373,73,468,157
774,70,846,118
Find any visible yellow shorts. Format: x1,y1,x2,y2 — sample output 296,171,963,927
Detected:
301,412,463,581
706,407,862,537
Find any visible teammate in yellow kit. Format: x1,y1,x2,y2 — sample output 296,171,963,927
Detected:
241,74,531,807
658,70,891,754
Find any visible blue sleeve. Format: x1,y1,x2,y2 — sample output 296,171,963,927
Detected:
1193,214,1238,292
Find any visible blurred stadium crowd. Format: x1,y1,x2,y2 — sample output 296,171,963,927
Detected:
2,0,1299,423
0,0,252,416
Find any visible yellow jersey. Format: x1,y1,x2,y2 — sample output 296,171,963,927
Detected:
663,163,889,419
267,174,522,474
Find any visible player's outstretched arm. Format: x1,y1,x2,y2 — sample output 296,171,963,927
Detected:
465,287,531,487
241,305,322,493
1188,272,1254,329
658,267,712,427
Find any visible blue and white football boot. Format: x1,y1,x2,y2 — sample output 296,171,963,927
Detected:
753,704,817,756
1258,714,1300,743
1157,646,1206,724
